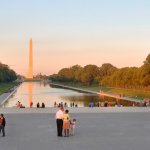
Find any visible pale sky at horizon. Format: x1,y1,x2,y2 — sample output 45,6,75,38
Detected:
0,0,150,75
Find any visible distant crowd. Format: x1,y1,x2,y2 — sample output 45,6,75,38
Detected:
88,101,122,107
16,101,45,108
15,99,150,108
54,101,78,108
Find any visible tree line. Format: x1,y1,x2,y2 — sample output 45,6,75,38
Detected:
49,54,150,89
0,62,17,82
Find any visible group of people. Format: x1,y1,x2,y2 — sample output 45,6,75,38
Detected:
16,101,25,108
70,102,78,107
36,102,45,108
89,101,122,107
16,101,46,108
54,101,78,108
0,114,6,137
16,101,33,108
56,106,76,137
54,102,68,108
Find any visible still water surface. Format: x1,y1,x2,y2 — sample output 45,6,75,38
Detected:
4,82,135,107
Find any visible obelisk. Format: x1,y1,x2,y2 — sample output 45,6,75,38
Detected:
28,38,33,79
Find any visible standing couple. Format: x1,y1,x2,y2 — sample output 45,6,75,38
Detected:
56,106,76,137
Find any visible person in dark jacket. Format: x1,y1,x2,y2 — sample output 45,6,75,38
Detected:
0,114,6,137
41,102,45,108
37,102,40,108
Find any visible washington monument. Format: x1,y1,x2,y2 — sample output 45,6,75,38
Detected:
27,38,33,79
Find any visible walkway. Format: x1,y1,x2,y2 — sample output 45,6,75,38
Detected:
1,112,150,150
0,86,19,107
1,107,150,114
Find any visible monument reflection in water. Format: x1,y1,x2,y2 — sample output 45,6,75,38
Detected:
4,82,135,107
28,82,33,107
4,82,86,107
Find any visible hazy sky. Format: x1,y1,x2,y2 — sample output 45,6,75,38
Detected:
0,0,150,75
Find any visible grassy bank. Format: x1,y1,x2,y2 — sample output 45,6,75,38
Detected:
0,82,19,95
54,82,150,100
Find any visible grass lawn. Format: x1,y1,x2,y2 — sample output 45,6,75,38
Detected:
58,83,150,100
0,82,19,95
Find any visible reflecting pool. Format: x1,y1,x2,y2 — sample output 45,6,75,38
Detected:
3,82,137,107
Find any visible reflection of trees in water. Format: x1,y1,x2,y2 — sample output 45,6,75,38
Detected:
49,84,61,89
60,95,136,107
49,84,88,94
60,95,83,106
38,82,49,87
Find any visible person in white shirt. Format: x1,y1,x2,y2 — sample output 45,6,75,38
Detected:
55,106,64,136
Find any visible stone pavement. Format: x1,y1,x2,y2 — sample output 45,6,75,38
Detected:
0,93,10,104
1,107,150,114
1,112,150,150
0,86,18,107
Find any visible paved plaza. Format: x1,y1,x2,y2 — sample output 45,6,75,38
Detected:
1,112,150,150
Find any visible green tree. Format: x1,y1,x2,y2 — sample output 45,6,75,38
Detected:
140,54,150,86
143,54,150,65
80,65,100,85
0,62,17,82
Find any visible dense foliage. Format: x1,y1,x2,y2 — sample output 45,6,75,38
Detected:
49,54,150,88
0,62,17,82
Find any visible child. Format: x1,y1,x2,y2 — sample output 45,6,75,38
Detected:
63,110,70,137
70,118,76,136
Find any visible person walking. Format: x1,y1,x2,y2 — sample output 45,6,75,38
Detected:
0,114,6,137
55,106,64,137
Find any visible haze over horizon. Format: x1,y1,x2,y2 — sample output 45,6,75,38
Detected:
0,0,150,76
